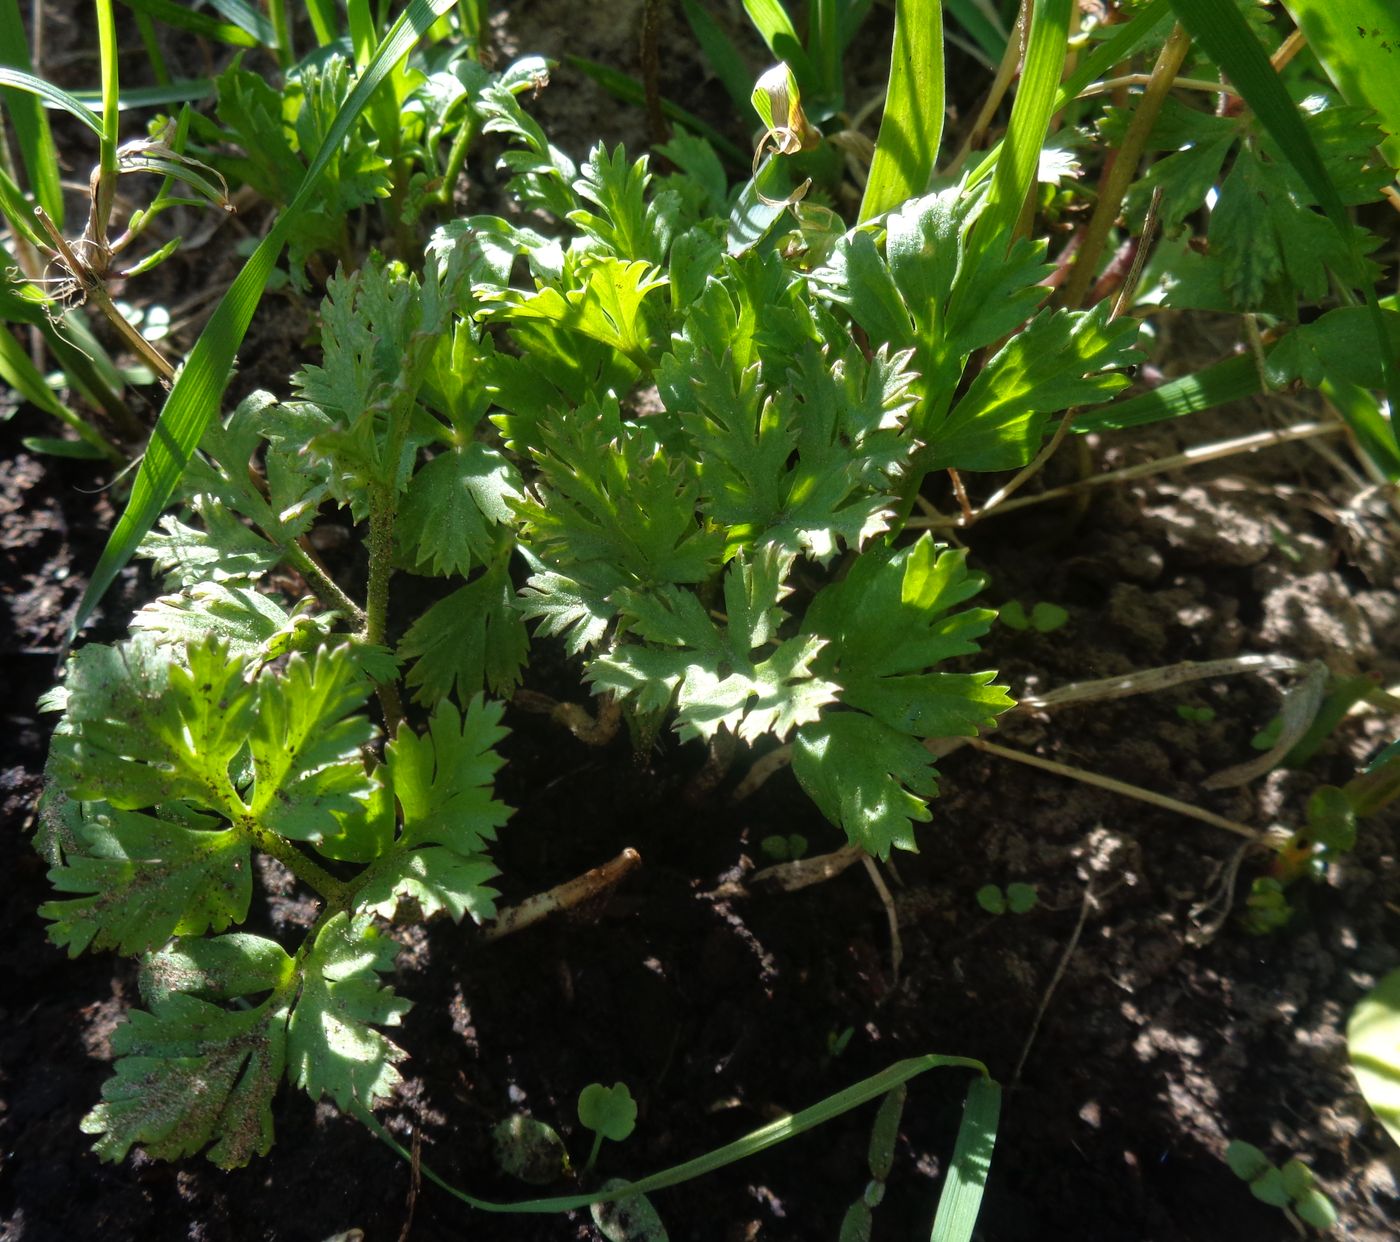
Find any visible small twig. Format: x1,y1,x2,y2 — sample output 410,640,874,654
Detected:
480,849,641,942
512,690,622,746
944,0,1028,176
705,842,864,899
1186,839,1253,948
35,205,176,383
1076,74,1238,100
907,421,1348,530
1014,881,1097,1083
1059,23,1191,310
862,854,902,987
967,736,1268,841
1015,653,1303,711
730,744,792,802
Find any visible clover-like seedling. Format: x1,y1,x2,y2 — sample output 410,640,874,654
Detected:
1176,704,1216,725
1225,1140,1338,1232
760,833,808,862
976,883,1038,916
578,1082,638,1175
999,601,1069,634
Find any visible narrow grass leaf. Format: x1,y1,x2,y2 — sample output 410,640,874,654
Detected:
859,0,944,222
72,0,457,638
930,1077,1002,1242
361,1055,995,1214
973,0,1073,256
120,0,261,47
71,80,215,110
0,327,118,458
1282,1,1400,166
565,55,747,166
682,0,757,122
306,0,339,46
742,0,817,92
206,0,278,45
1074,354,1261,434
1166,0,1399,443
0,0,64,226
808,0,842,109
0,67,103,134
945,0,1009,64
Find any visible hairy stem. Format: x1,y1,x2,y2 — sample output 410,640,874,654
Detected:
363,485,404,733
238,814,350,905
283,538,367,627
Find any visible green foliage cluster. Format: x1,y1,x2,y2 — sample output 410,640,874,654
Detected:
8,0,1398,1225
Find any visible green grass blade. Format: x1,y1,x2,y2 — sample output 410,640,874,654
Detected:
808,0,841,108
1074,354,1260,435
360,1054,994,1214
565,54,747,166
742,0,818,93
0,159,48,246
930,1077,1002,1242
1166,0,1399,444
1324,380,1400,481
945,0,1009,64
965,0,1172,188
0,0,64,227
859,0,944,222
206,0,278,45
119,0,261,47
71,79,214,110
72,0,457,638
973,0,1073,255
682,0,758,122
0,66,103,134
0,326,120,459
306,0,339,46
1282,1,1400,167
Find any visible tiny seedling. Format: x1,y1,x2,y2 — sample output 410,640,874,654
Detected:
976,883,1039,916
760,832,809,862
999,600,1070,634
1225,1140,1338,1233
1176,704,1216,725
578,1082,638,1175
826,1025,855,1060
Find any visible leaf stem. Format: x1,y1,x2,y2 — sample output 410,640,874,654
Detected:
363,484,404,732
236,813,350,905
1058,22,1191,309
284,538,367,627
906,419,1347,530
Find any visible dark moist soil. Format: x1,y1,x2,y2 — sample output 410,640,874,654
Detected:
5,5,1400,1242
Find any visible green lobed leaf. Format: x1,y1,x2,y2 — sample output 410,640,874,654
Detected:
578,1082,638,1143
286,912,411,1112
246,646,377,843
397,444,522,578
400,558,530,703
40,799,252,958
363,695,510,922
931,303,1141,471
1281,0,1400,166
48,638,256,811
793,712,937,858
83,932,295,1167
